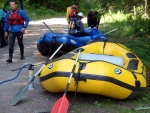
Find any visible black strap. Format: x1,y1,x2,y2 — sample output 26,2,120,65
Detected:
69,18,78,29
74,62,86,86
69,62,86,109
103,42,106,54
68,81,78,109
131,71,141,87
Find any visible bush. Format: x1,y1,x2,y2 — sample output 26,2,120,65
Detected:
127,15,150,37
100,13,150,69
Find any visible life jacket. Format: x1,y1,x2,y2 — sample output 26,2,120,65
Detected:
8,9,24,25
69,7,78,17
69,18,80,30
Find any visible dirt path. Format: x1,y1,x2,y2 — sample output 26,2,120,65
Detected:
0,19,69,113
0,18,99,113
0,18,150,113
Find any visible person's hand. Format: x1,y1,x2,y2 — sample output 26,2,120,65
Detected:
21,28,26,34
88,27,91,29
94,27,97,29
4,31,8,37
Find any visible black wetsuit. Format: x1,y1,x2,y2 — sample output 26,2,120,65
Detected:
87,10,100,28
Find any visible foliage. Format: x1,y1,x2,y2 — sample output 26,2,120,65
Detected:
0,0,65,20
127,15,150,37
0,0,5,8
72,91,150,113
1,0,149,19
94,0,148,13
27,0,80,12
100,12,150,69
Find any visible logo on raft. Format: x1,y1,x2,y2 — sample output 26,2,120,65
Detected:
70,39,77,44
114,68,122,75
48,64,53,69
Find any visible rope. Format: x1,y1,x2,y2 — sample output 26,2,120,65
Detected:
69,62,86,109
69,81,79,109
0,64,30,85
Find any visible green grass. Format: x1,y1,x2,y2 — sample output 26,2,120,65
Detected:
99,12,150,69
72,91,150,113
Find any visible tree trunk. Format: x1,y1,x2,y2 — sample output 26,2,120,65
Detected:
134,6,136,16
144,0,149,18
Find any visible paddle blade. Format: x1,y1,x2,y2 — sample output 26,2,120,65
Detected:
9,85,29,106
51,94,69,113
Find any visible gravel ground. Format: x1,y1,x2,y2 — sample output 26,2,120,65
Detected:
0,18,149,113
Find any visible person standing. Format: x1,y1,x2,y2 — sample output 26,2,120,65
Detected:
4,0,29,63
66,2,79,25
87,10,100,29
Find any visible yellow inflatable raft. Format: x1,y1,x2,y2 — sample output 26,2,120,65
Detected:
40,42,146,99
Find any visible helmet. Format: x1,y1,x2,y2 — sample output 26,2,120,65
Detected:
77,12,84,18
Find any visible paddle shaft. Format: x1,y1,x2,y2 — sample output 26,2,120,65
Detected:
43,22,53,33
9,44,63,106
28,43,63,82
103,28,118,35
87,28,118,44
64,50,81,94
51,48,82,113
135,107,150,110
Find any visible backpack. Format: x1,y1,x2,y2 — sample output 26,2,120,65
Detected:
69,18,79,29
0,9,8,48
0,9,4,21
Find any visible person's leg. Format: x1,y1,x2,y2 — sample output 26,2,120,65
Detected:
16,31,24,60
82,32,89,36
0,24,3,48
73,32,89,37
6,32,16,63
